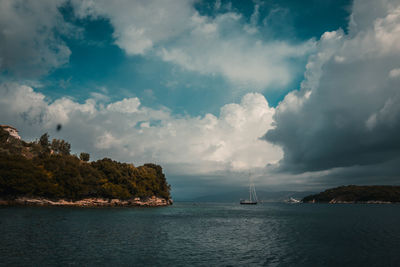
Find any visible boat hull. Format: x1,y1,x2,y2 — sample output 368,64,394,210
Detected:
240,201,257,205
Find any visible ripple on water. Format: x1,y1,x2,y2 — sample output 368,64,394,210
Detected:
1,203,400,266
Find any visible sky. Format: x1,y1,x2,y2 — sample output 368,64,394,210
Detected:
1,0,400,200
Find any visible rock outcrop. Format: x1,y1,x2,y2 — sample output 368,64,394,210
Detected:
0,125,21,140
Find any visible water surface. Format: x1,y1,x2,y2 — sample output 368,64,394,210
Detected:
1,202,400,266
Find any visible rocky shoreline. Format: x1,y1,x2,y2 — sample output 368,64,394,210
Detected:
0,196,173,207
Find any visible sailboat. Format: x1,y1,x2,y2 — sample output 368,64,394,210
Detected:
240,180,258,205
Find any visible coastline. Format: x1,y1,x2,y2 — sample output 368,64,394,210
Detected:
0,196,173,207
301,185,400,204
304,199,394,204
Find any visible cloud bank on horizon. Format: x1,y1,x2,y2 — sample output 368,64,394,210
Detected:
0,83,282,175
1,0,400,192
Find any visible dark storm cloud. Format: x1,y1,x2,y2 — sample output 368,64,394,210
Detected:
0,0,72,77
298,158,400,193
264,0,400,174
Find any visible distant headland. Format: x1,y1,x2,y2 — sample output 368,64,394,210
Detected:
0,125,172,207
302,185,400,204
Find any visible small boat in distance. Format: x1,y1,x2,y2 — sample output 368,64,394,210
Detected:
240,179,258,205
285,197,301,203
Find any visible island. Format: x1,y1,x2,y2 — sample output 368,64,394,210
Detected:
302,185,400,203
0,125,172,207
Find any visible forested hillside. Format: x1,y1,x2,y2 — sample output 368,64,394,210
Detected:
302,185,400,203
0,127,171,201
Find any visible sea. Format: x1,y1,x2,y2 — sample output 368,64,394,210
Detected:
1,202,400,266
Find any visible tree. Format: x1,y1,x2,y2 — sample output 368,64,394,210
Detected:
51,139,71,155
51,139,60,153
38,133,51,155
59,140,71,155
80,152,90,162
39,133,50,148
0,131,171,201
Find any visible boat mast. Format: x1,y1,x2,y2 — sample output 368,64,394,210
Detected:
249,182,252,202
251,183,258,202
248,172,251,202
249,172,257,203
240,172,258,204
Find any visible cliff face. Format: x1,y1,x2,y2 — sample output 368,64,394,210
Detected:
302,185,400,203
0,125,21,141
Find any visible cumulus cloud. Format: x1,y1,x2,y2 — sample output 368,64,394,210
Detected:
0,83,282,175
71,0,195,55
264,0,400,173
71,0,314,90
0,0,314,90
159,12,314,90
106,98,141,113
0,0,73,77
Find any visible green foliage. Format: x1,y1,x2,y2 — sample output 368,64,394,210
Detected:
0,131,171,201
0,128,9,143
101,182,131,199
302,185,400,203
39,133,50,148
0,154,58,198
51,138,71,155
80,152,90,162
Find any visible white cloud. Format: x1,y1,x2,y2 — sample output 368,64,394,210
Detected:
96,131,121,149
72,0,315,90
106,97,141,113
71,0,195,55
47,98,96,125
90,92,110,102
159,10,315,90
0,83,282,175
